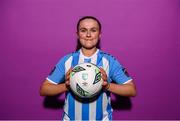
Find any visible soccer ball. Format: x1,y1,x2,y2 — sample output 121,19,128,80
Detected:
70,62,103,98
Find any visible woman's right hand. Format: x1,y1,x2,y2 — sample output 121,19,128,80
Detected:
65,68,73,89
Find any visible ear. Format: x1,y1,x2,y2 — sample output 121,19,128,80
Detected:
76,31,79,38
99,32,102,39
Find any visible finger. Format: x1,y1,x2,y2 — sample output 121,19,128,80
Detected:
65,80,70,86
65,68,73,79
101,74,106,81
100,68,107,77
101,76,106,81
102,81,108,86
66,68,73,76
100,68,107,80
99,68,105,74
66,74,70,80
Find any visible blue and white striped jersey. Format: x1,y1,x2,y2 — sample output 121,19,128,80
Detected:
46,49,132,121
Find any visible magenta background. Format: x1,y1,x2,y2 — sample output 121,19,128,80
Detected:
0,0,180,120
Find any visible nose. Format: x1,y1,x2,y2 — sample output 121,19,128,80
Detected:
86,31,91,37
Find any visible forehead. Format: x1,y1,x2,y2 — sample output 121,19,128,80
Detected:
79,19,99,29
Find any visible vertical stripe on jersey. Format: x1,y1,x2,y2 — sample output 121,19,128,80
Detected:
67,92,75,120
71,52,81,120
102,92,109,121
63,97,71,121
65,56,73,73
78,51,84,64
81,54,97,120
102,57,111,120
95,52,103,120
64,56,73,120
66,52,79,120
102,57,109,76
89,98,97,120
72,52,79,67
89,52,100,120
96,93,103,120
63,92,70,121
82,99,89,120
96,51,103,67
72,52,83,120
107,96,113,120
88,53,99,120
75,99,82,120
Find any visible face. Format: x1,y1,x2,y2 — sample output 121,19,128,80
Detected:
77,18,101,50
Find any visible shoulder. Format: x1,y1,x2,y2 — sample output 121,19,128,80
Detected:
56,51,78,65
99,50,124,68
99,50,118,61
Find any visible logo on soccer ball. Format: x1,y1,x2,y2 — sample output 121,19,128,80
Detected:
93,72,101,84
82,82,88,86
71,66,86,77
82,73,88,81
76,83,89,97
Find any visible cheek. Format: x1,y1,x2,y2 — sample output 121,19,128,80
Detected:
94,35,100,41
94,39,99,44
78,33,86,38
79,38,85,44
94,33,101,38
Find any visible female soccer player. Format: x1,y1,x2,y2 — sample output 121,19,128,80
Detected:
40,16,136,121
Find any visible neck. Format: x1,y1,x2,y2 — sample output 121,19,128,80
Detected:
81,47,97,57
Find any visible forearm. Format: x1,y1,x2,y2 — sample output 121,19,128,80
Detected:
40,81,68,96
107,82,136,97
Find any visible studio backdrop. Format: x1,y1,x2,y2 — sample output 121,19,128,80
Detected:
0,0,180,120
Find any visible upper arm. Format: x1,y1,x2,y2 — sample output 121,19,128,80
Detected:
46,55,71,84
42,79,55,85
124,80,135,86
109,58,132,84
47,65,65,84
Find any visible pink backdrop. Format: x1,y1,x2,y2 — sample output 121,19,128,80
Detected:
0,0,180,120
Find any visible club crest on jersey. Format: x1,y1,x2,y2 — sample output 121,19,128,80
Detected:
122,68,130,77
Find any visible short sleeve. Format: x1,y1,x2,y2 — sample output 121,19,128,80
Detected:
46,55,70,84
109,58,132,84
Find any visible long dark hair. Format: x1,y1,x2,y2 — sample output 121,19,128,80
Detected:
76,16,101,51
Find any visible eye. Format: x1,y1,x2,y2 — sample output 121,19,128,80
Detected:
91,29,97,32
79,29,87,33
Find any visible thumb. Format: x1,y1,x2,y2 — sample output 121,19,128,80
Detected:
65,80,70,86
102,81,108,86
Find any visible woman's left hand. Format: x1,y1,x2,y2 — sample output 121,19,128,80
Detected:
99,68,109,89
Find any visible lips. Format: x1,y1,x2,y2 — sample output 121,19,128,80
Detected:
85,39,93,41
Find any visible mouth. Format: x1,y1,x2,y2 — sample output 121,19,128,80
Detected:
85,39,93,41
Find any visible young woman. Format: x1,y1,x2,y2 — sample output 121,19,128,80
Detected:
40,16,136,121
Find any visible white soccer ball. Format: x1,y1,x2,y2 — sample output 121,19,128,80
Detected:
70,62,103,98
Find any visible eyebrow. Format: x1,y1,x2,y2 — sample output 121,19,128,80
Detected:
79,27,99,30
